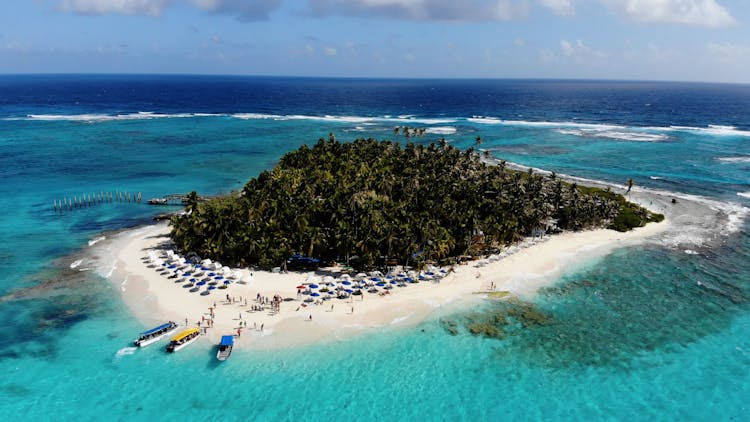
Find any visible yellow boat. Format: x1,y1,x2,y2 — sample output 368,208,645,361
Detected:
166,328,200,353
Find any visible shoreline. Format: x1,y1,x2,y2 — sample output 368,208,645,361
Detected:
102,204,669,350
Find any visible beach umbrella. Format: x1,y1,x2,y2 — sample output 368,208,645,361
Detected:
344,289,354,294
296,285,306,289
208,286,216,290
215,275,224,280
309,284,319,289
371,277,381,282
184,271,192,276
390,280,398,284
376,282,386,287
327,291,335,295
197,280,207,286
224,280,231,285
311,292,320,297
342,281,352,285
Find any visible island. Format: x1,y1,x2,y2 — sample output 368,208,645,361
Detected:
107,138,667,350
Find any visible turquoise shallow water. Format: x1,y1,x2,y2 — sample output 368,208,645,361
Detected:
1,76,749,420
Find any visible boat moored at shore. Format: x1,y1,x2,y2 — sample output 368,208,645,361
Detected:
133,321,179,347
166,328,201,353
216,335,234,361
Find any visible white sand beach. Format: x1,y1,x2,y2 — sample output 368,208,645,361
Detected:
106,198,668,350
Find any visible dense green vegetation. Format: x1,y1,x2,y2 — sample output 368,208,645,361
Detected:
170,138,662,270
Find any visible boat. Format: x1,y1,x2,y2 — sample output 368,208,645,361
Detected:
216,335,234,361
133,321,179,347
166,328,201,353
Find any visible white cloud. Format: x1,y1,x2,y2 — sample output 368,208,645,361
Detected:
514,38,526,47
323,46,337,56
308,0,530,22
539,0,574,16
59,0,168,16
560,39,607,61
603,0,735,27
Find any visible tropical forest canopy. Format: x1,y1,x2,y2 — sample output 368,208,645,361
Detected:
170,138,662,270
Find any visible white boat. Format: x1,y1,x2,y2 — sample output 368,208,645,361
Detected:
216,335,234,361
166,328,201,353
133,321,179,347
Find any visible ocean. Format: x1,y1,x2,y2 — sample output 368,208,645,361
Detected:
1,75,749,420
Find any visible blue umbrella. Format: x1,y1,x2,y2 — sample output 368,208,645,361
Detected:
190,278,197,282
184,271,192,276
371,277,381,282
309,284,319,289
224,280,231,285
344,289,354,293
208,286,216,290
376,282,386,287
168,264,176,269
328,291,335,295
406,277,416,283
208,272,216,276
215,275,224,280
342,281,352,285
390,280,398,284
201,266,211,271
197,280,207,286
311,292,320,297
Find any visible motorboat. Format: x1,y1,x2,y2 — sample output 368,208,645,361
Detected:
133,321,179,347
216,335,234,361
166,328,201,353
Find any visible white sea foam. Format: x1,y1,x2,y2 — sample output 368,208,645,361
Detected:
88,236,106,247
231,113,456,125
425,126,457,135
70,259,83,269
114,347,138,359
668,125,750,137
718,156,750,163
467,116,504,124
556,128,669,142
650,176,664,180
17,112,225,123
738,192,750,199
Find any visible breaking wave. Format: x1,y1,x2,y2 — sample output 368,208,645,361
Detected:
717,156,750,163
425,126,457,135
556,129,669,142
11,112,223,122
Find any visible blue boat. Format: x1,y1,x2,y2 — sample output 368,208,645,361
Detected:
133,321,179,347
216,335,234,361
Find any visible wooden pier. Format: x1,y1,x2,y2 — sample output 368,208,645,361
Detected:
53,191,215,213
53,190,141,213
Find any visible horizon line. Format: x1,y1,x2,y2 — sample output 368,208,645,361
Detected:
0,72,747,86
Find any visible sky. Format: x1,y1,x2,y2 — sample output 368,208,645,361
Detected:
1,0,749,83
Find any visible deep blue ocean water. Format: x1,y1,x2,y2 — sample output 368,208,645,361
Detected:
1,75,749,420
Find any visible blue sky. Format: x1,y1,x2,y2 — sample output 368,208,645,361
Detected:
1,0,749,83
